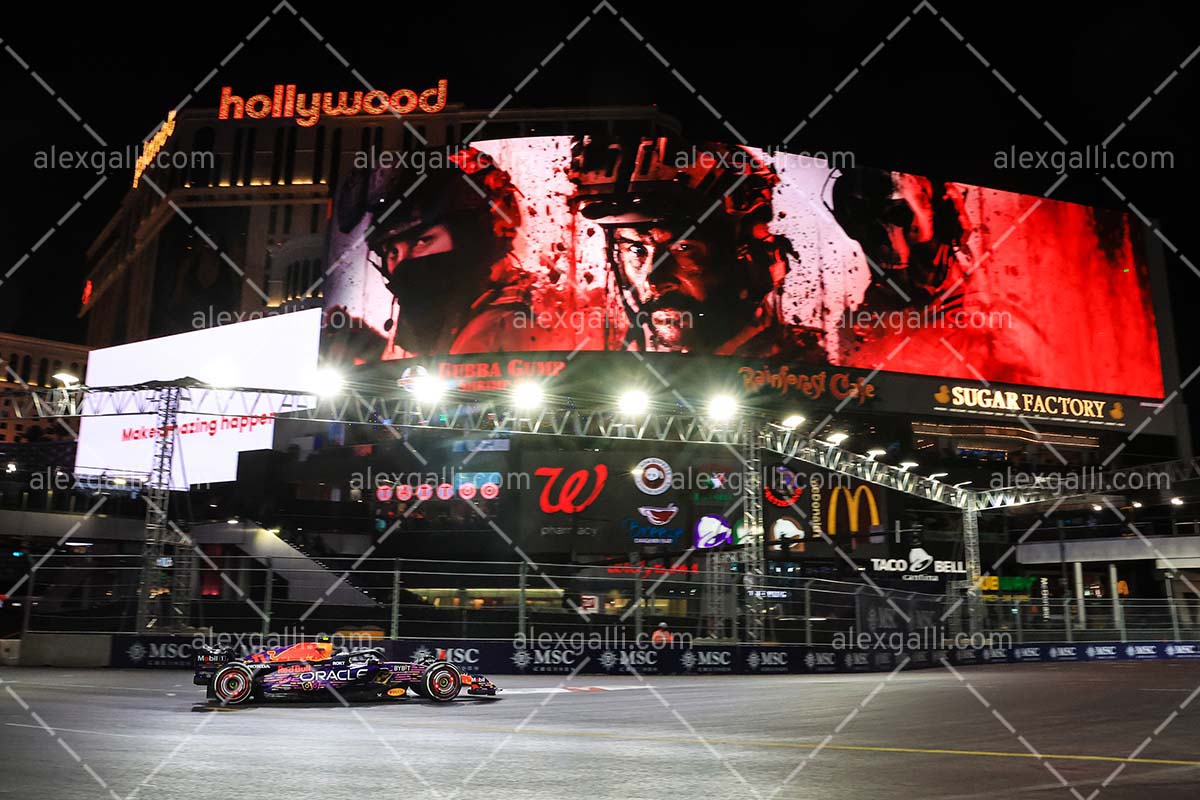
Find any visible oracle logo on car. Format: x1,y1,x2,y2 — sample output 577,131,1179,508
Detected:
535,466,608,513
297,666,371,683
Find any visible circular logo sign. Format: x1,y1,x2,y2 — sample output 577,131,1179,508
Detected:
397,365,428,392
458,482,477,500
764,465,804,507
396,484,414,501
633,458,672,495
436,483,454,500
771,517,805,541
479,482,500,500
375,485,395,502
695,514,733,549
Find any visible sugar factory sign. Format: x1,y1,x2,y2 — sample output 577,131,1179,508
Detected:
932,384,1124,423
219,81,449,126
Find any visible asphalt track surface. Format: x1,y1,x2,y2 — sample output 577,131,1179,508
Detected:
1,662,1199,800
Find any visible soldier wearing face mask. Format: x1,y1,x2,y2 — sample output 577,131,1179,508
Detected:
333,147,550,357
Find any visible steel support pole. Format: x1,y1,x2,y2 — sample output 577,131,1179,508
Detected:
631,552,643,642
1014,598,1023,644
961,505,982,635
1074,561,1087,629
1063,598,1073,643
1166,576,1182,641
390,560,402,640
1108,563,1125,641
261,558,273,638
804,581,813,647
21,564,34,635
517,561,527,642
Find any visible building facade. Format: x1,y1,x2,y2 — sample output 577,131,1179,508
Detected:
0,333,89,444
79,103,681,347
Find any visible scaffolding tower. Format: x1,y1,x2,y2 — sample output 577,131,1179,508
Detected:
133,385,192,631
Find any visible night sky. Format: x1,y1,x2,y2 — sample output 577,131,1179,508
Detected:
2,0,1197,439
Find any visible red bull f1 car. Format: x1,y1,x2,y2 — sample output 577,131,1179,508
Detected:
194,641,500,705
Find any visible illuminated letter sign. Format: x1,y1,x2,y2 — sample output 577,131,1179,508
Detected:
132,111,177,188
535,466,608,513
219,81,449,127
827,485,880,536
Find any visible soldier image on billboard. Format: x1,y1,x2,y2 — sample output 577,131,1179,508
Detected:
329,147,555,357
568,137,818,357
829,167,973,331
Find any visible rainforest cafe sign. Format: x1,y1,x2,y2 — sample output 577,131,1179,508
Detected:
219,81,449,127
933,384,1121,421
738,366,876,404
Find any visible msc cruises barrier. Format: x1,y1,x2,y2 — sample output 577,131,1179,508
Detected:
105,635,1200,674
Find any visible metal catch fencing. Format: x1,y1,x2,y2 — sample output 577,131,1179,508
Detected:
9,553,1199,645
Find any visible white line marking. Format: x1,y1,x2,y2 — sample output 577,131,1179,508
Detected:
6,723,184,740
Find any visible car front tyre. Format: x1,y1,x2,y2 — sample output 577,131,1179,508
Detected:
421,662,462,703
212,664,256,705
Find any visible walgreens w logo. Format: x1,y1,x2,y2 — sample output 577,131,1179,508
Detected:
536,466,608,513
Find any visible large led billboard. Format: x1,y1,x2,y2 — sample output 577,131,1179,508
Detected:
514,445,743,556
74,309,321,489
324,136,1164,400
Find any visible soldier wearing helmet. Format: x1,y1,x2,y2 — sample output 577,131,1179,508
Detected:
332,147,548,356
829,167,972,316
568,137,803,356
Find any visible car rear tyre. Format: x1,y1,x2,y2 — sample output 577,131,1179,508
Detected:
422,662,461,702
212,664,255,705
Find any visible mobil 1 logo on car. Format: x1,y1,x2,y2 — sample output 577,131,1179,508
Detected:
679,648,735,674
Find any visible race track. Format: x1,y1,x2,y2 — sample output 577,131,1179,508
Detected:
2,662,1198,799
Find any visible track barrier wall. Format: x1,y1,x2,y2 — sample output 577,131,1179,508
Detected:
85,634,1200,674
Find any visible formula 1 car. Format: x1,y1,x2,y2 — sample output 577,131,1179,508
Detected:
194,640,500,705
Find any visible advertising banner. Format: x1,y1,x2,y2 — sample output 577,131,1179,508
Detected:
111,635,198,668
516,445,742,555
75,309,321,489
108,636,1200,674
324,136,1164,402
763,466,888,560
